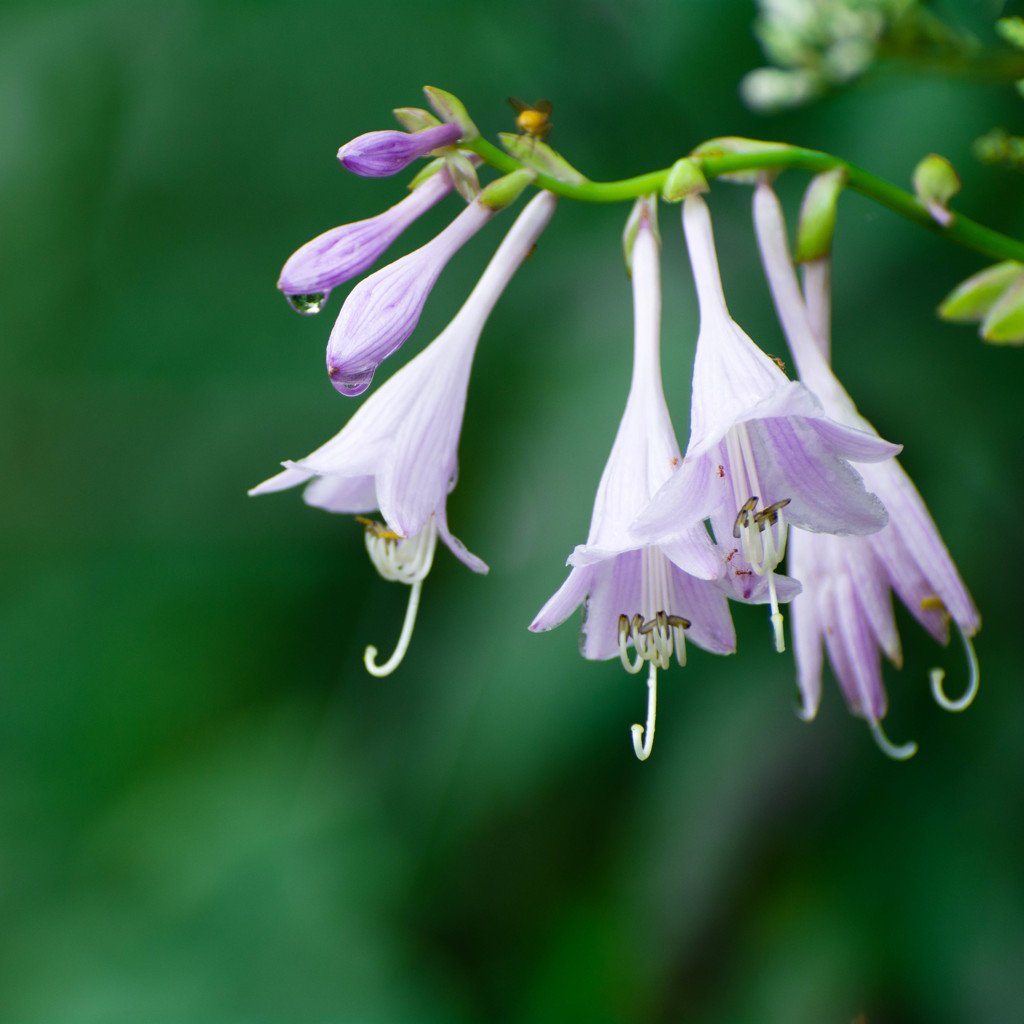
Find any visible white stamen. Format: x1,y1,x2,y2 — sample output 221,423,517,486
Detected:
618,615,644,674
929,622,980,712
630,661,658,761
365,579,423,677
725,423,790,652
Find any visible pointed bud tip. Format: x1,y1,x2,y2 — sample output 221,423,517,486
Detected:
328,363,375,396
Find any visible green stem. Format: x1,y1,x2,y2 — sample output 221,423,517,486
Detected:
462,137,1024,264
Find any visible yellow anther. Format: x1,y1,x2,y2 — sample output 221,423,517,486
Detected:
355,516,402,541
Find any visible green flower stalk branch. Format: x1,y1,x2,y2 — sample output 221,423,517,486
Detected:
461,135,1024,264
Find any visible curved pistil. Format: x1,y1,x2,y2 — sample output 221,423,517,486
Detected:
929,621,980,713
357,515,438,676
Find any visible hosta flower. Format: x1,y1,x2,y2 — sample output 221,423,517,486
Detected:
531,197,760,762
325,169,534,397
635,194,901,655
277,167,457,313
753,180,980,757
252,190,557,674
337,124,461,177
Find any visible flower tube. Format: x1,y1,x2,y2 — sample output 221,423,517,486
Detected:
252,191,558,675
753,180,981,758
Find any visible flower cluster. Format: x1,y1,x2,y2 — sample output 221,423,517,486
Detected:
253,89,979,762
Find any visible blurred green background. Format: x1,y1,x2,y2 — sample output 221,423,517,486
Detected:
2,1,1023,1021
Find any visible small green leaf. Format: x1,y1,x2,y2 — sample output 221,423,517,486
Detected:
393,107,441,132
938,261,1024,322
661,158,709,202
423,86,479,141
794,167,847,262
982,275,1024,344
497,133,588,185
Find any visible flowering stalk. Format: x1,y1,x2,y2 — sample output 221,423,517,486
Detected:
459,135,1024,263
252,191,558,674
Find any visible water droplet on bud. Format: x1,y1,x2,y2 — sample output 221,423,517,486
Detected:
285,292,327,315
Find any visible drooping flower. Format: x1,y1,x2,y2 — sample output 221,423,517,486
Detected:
753,179,980,757
337,124,461,177
277,167,457,312
530,197,777,762
325,169,535,397
634,194,901,655
251,190,558,674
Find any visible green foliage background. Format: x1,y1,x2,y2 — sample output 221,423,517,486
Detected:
1,1,1022,1021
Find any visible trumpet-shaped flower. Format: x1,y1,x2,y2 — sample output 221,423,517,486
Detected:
635,194,901,654
530,197,783,762
338,124,461,177
753,180,980,757
252,190,558,674
325,192,499,396
278,167,457,311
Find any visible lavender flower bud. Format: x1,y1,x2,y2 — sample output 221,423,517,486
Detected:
338,124,461,177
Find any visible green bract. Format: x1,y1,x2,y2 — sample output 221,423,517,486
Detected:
794,168,846,262
938,261,1024,322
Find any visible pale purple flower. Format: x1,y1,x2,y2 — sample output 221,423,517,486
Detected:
634,194,901,655
277,168,456,310
326,195,498,396
753,180,980,757
530,197,788,762
337,124,461,177
251,191,557,675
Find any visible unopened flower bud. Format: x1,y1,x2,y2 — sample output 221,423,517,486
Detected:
912,154,960,227
794,167,846,262
476,168,536,211
661,158,709,203
338,124,461,177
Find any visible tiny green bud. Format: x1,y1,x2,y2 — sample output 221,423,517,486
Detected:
477,168,536,210
423,86,479,141
661,158,709,202
393,107,441,132
982,276,1024,344
938,261,1024,322
794,167,847,262
997,16,1024,50
622,195,659,276
690,137,793,184
496,133,588,185
912,154,960,227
